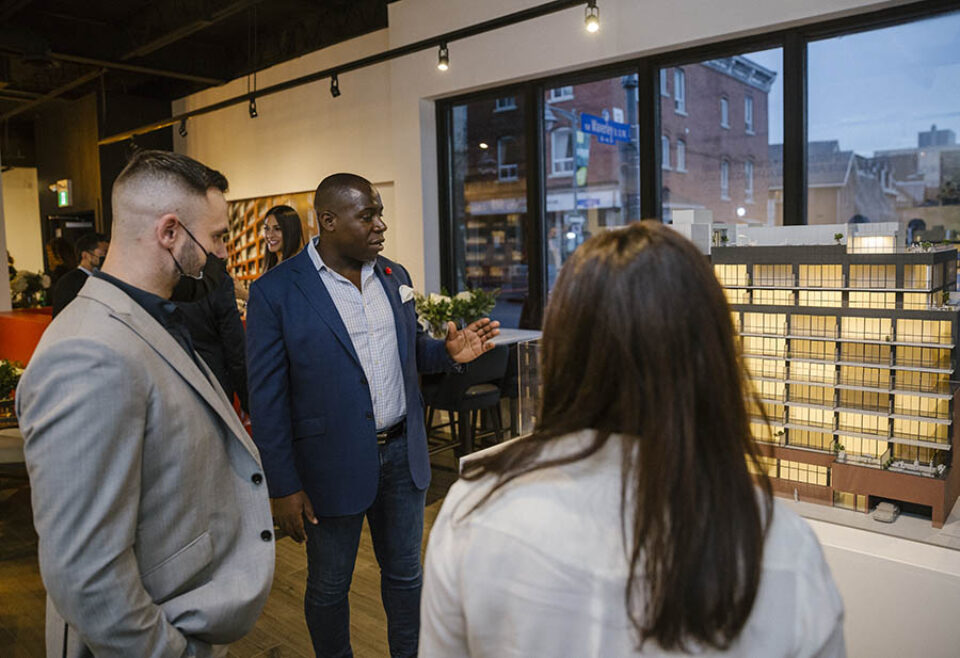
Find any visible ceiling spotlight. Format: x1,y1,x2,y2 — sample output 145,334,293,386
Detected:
585,1,600,33
479,142,489,149
248,98,258,118
330,73,341,98
178,118,188,138
437,42,449,71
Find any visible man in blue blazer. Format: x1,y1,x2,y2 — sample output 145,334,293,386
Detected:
246,173,498,657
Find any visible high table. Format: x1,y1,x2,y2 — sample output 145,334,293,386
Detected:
490,328,541,346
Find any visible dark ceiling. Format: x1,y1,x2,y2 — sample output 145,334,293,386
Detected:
0,0,399,119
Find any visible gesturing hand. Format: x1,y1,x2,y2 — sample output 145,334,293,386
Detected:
445,317,501,363
272,490,318,543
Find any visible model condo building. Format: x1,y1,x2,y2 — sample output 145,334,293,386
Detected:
713,236,960,527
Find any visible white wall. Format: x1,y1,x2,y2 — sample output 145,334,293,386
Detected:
2,167,44,274
173,0,910,291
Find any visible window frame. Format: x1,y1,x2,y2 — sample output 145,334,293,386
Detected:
676,139,687,172
721,158,731,200
744,94,755,134
673,68,686,114
548,85,574,102
661,135,672,170
496,135,519,182
494,96,517,112
550,127,575,177
720,95,730,128
435,1,959,326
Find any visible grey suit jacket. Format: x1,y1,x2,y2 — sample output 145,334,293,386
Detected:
16,276,275,657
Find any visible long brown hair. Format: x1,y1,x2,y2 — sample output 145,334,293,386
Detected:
461,221,773,651
262,205,304,271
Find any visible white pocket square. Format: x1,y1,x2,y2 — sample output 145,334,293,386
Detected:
399,284,415,303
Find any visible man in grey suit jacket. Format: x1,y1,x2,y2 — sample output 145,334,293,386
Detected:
16,150,275,657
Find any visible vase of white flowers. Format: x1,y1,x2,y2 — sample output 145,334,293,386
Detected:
414,288,499,339
10,270,51,308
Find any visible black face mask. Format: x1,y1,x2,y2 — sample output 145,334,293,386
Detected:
170,222,209,281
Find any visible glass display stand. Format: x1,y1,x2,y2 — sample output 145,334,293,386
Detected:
516,339,541,437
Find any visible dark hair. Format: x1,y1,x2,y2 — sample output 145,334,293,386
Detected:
262,205,304,270
47,237,76,270
313,172,372,219
114,149,228,196
74,233,105,262
461,221,773,651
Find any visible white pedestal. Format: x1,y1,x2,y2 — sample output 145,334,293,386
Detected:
809,518,960,657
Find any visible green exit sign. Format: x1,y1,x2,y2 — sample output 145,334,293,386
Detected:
55,179,72,208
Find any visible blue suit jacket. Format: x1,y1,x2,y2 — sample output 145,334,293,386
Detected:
246,247,452,516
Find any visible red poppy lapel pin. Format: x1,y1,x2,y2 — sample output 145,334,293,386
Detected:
384,266,392,276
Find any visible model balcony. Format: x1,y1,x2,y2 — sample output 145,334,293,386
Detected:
835,445,891,469
888,433,951,451
887,459,946,479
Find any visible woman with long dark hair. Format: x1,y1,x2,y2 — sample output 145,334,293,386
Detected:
261,205,304,271
420,222,844,656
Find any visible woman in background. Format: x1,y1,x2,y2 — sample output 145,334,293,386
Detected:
261,205,304,272
420,222,844,657
45,237,76,289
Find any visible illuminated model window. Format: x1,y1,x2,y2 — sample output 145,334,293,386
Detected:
754,289,794,306
799,264,843,288
849,264,895,289
799,290,842,307
754,264,793,286
849,292,895,309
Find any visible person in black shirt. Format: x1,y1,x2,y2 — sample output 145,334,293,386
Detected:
170,252,249,412
51,233,109,317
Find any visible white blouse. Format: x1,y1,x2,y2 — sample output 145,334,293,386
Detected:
420,431,845,657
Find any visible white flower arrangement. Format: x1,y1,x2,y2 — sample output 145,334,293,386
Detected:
414,288,499,339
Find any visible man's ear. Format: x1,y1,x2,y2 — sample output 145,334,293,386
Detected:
318,210,337,234
156,213,179,249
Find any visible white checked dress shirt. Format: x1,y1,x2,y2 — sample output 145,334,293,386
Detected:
308,239,406,431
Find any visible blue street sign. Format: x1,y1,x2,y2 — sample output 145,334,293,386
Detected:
580,112,630,145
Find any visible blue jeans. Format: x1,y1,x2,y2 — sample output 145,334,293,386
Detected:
303,433,426,658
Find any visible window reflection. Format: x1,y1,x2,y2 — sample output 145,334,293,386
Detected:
543,74,642,291
449,97,529,328
660,51,782,226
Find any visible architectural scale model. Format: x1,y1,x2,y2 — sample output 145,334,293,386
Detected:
713,232,960,527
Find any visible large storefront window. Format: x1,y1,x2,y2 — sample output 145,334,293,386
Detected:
660,49,782,226
440,6,958,327
542,74,642,291
448,95,530,328
807,11,960,228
